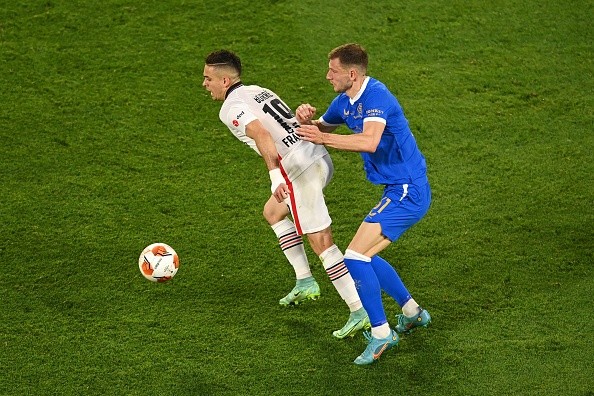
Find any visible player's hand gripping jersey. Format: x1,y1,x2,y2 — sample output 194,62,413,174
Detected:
220,83,328,181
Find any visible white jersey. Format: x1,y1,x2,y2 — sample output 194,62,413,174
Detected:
219,83,328,181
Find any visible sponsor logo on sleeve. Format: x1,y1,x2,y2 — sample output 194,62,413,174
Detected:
232,111,245,127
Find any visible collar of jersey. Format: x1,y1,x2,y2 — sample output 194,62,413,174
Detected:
225,81,244,99
349,76,370,105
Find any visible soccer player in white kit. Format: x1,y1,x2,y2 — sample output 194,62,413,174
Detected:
202,50,369,339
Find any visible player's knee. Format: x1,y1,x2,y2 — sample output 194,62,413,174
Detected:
262,206,275,224
263,201,286,225
307,228,334,255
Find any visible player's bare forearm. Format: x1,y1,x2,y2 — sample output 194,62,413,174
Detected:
297,122,383,153
311,119,337,133
255,138,280,170
246,120,280,171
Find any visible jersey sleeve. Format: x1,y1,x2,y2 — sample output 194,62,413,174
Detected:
319,96,344,126
219,101,262,155
362,88,390,125
221,103,259,133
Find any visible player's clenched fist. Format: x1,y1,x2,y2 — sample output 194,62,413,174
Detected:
295,104,317,124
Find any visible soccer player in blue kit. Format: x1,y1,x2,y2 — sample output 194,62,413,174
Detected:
296,43,432,365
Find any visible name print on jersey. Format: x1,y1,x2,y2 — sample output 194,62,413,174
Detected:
253,90,273,103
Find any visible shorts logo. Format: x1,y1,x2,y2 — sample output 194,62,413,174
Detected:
232,119,239,127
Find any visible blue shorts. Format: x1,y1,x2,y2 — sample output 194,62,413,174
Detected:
364,182,431,241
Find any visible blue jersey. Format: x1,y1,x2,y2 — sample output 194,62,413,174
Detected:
320,77,427,185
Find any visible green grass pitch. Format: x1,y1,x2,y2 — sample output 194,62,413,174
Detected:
1,0,592,395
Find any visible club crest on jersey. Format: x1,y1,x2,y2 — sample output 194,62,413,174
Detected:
353,103,363,119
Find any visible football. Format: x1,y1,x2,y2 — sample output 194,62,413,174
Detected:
138,243,180,282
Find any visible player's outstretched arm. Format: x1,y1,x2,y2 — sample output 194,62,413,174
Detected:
297,120,384,153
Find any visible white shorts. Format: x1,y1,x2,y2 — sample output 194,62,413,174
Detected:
283,154,333,235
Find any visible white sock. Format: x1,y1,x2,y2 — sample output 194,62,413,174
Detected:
402,299,420,317
271,219,312,279
320,245,363,312
371,323,391,339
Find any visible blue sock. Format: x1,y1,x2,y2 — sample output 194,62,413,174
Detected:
343,251,387,327
370,255,412,307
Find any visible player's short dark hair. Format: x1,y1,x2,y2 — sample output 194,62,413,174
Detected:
328,43,368,71
205,50,242,75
